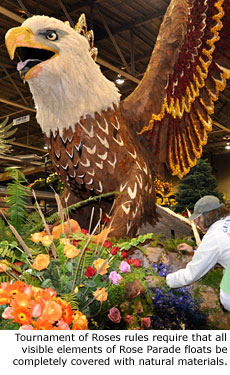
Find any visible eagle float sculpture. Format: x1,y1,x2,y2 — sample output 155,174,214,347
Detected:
5,0,230,239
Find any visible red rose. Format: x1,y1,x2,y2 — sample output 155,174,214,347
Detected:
108,307,121,323
121,250,127,259
132,258,141,267
104,240,113,249
85,266,95,278
110,246,119,255
73,240,79,246
142,317,151,328
81,229,89,235
126,257,133,265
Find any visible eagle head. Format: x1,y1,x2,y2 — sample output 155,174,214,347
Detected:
5,15,91,81
5,15,120,136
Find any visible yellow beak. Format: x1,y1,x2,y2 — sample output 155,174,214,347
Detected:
5,26,58,80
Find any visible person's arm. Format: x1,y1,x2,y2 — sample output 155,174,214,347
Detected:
166,231,220,288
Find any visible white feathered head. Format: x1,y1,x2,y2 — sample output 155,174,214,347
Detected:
5,15,120,135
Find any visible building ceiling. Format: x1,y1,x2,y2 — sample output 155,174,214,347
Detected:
0,0,230,183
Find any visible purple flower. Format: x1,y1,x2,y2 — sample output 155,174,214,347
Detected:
109,271,121,285
108,307,121,323
119,261,131,273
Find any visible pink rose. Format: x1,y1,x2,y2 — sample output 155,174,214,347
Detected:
108,307,122,323
32,303,42,318
19,325,34,330
57,319,70,330
109,271,121,285
119,261,130,273
2,307,14,319
142,317,151,328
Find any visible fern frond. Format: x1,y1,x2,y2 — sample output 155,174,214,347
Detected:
22,211,44,238
5,167,30,233
0,275,11,283
60,293,79,310
0,246,16,262
46,191,119,224
0,218,13,242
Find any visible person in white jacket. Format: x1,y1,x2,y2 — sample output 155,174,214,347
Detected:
166,195,230,311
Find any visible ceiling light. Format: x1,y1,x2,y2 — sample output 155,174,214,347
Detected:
225,143,230,150
115,74,125,85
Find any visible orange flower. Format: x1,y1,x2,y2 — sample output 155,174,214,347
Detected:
0,260,8,273
40,235,53,246
41,300,62,324
0,289,8,305
2,280,25,300
64,244,80,259
52,219,81,239
33,318,54,330
93,287,108,302
12,306,32,325
32,254,50,271
11,293,31,309
72,310,88,330
93,258,109,276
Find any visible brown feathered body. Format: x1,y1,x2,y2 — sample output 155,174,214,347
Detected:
46,106,155,238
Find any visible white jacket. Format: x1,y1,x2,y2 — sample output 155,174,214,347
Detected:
166,216,230,288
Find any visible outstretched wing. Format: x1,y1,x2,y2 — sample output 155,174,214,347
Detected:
121,0,230,178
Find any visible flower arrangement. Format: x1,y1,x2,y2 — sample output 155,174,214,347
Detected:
0,214,156,330
0,280,88,330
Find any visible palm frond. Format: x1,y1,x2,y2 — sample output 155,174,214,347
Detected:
0,117,17,154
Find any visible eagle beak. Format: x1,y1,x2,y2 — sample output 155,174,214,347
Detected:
5,26,57,80
5,26,40,60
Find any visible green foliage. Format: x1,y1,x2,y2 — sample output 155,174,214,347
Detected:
0,240,22,264
174,159,224,213
199,266,223,290
5,167,30,233
21,211,44,239
164,236,195,254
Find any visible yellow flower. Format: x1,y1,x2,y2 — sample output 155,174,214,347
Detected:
93,258,109,276
60,238,70,246
93,287,108,302
40,235,53,246
74,286,79,294
32,254,50,271
31,231,46,243
0,260,8,273
64,244,80,259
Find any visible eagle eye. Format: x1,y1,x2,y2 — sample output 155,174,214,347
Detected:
46,30,58,41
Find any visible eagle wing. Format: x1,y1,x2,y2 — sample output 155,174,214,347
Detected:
121,0,230,178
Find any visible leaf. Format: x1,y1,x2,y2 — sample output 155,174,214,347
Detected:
67,262,73,273
41,279,52,288
84,279,97,288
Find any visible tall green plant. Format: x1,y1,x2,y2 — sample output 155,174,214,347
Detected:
5,167,30,233
174,159,224,213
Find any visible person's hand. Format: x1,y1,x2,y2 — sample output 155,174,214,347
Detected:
177,243,194,255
